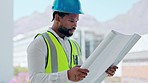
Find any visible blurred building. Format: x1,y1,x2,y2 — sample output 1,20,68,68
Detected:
122,34,148,83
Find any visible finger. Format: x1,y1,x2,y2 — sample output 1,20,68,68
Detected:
74,74,85,82
111,66,118,73
107,66,118,72
77,70,88,77
110,67,117,72
74,69,88,81
76,73,86,81
78,69,89,77
78,74,86,78
106,71,114,76
72,74,79,82
74,74,77,81
77,77,84,81
75,65,81,68
105,69,115,76
78,68,89,73
111,66,118,70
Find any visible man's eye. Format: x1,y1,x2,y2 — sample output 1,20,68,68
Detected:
69,20,74,22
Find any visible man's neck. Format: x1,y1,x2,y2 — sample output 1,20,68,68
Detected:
51,27,65,39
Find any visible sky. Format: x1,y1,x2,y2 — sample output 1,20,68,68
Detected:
14,0,140,22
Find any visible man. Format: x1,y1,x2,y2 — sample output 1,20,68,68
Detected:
27,0,118,83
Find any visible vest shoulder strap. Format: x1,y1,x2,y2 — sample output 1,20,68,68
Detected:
34,33,49,68
69,39,81,55
41,32,59,73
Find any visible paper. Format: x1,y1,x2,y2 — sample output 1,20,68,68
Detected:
77,30,141,83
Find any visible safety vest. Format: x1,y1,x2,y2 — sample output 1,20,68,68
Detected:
35,31,81,73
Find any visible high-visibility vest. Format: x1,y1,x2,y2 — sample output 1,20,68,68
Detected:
35,31,81,73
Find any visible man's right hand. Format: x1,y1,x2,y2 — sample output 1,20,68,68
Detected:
67,66,89,82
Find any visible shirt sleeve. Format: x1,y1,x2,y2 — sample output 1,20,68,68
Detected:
27,36,69,83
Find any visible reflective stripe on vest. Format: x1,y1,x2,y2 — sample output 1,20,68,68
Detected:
36,31,81,73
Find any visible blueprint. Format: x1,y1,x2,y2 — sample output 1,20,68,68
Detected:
77,30,141,83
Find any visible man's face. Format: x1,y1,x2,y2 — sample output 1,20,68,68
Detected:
58,14,79,37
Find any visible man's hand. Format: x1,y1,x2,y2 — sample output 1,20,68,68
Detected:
105,65,118,76
67,66,89,82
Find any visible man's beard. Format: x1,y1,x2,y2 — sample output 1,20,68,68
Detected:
58,26,76,37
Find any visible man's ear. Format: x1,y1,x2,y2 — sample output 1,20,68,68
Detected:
55,14,61,22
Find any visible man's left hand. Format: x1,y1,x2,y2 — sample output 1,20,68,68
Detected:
105,65,118,76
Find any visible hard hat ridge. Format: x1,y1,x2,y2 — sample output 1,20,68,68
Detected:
52,0,83,14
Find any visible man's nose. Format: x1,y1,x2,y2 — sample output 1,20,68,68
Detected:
73,22,77,27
